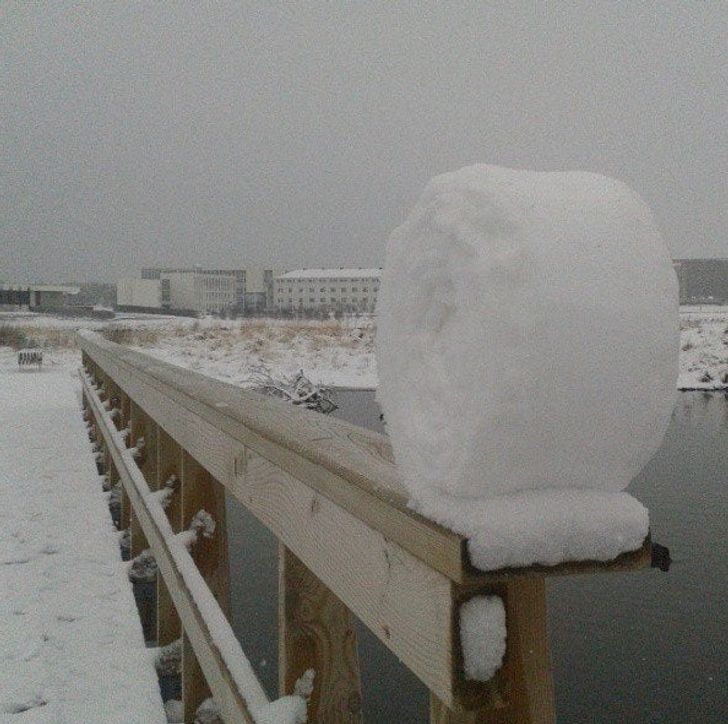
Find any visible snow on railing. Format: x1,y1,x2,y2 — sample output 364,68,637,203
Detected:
81,366,309,724
79,330,655,724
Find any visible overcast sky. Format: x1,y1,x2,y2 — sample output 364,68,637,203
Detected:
3,2,727,283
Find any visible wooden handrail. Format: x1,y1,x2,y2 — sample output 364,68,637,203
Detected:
82,369,267,722
79,330,652,723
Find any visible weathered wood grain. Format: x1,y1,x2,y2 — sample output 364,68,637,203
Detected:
279,544,363,722
180,450,231,617
241,449,459,706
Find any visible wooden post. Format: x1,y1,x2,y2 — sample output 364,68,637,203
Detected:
118,389,131,532
279,544,364,722
129,401,152,558
182,632,208,723
180,450,230,721
431,577,555,724
156,425,183,647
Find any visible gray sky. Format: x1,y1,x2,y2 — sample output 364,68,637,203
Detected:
3,2,727,283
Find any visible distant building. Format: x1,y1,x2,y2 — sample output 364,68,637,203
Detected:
673,259,728,304
275,269,382,314
119,267,283,314
0,284,80,310
116,278,162,310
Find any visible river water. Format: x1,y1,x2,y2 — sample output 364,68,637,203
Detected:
225,390,728,723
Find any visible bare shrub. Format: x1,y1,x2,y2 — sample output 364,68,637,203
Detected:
100,326,161,347
0,324,28,349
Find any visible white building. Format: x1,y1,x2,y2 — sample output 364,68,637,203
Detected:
116,278,161,309
119,267,284,314
160,270,237,314
274,269,382,314
244,267,285,312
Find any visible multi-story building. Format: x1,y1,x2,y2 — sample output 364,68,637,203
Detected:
274,269,382,314
119,267,283,314
116,278,162,310
244,267,284,312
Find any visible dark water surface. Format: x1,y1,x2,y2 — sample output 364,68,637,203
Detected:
225,390,728,723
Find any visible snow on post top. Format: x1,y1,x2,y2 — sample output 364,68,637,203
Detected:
375,165,677,566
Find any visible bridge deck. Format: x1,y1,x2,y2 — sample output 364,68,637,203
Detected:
0,358,165,722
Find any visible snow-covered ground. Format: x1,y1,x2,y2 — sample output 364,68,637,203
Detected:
0,312,377,388
0,359,165,722
2,308,727,391
134,317,376,389
679,306,728,389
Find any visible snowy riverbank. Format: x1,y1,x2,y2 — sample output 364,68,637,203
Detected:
678,306,728,390
2,308,727,391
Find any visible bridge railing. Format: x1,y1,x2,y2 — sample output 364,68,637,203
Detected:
78,330,650,723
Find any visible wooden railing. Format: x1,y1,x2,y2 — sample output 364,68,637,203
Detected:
78,331,651,723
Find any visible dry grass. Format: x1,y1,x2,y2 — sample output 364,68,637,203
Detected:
1,316,376,359
0,324,78,350
100,326,163,346
111,318,377,353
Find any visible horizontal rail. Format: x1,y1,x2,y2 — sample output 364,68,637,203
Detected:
77,329,466,581
77,331,650,585
82,370,285,723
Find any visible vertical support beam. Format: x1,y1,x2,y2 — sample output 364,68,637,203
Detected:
108,379,123,431
118,388,131,532
182,632,208,724
430,698,496,724
431,577,555,724
279,544,364,722
129,401,151,558
156,425,183,647
180,451,230,614
180,450,230,721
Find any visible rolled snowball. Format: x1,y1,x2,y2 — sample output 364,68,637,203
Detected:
376,164,678,501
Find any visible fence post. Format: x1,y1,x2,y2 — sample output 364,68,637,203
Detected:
128,400,158,557
117,388,131,532
430,577,555,724
156,424,183,648
180,450,230,721
279,544,364,722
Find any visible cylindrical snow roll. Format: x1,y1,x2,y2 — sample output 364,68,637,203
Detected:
376,164,678,501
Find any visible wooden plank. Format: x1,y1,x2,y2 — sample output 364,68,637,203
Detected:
430,697,498,724
241,449,461,707
82,371,260,723
81,352,470,707
279,544,363,722
118,386,132,532
79,334,652,713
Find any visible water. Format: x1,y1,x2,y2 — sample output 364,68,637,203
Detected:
224,391,728,723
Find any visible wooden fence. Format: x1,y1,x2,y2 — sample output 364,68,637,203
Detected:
78,331,651,723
